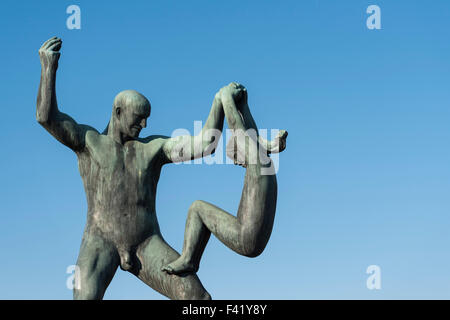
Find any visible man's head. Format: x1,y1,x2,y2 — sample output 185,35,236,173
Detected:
113,90,151,139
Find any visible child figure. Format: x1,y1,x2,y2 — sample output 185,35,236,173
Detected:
163,82,288,275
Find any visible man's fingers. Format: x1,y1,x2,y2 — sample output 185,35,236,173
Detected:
49,41,62,52
44,38,62,50
44,41,62,53
45,39,62,49
42,37,59,48
41,36,58,49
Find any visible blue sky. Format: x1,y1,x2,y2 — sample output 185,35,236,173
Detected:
0,0,449,299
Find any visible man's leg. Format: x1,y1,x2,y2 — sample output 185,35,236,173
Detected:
133,234,211,300
74,231,120,300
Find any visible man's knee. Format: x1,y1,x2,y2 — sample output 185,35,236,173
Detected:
200,291,212,300
178,287,211,300
73,286,104,300
172,274,211,300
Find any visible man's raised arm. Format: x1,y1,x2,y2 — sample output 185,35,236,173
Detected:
161,91,224,163
36,37,94,152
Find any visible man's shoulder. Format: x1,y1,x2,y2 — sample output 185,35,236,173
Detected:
137,135,173,163
83,125,100,136
83,127,104,145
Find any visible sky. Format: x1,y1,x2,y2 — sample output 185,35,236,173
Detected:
0,0,449,299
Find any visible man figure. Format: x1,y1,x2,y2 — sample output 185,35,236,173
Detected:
37,36,226,299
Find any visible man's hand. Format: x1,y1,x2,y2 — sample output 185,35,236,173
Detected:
220,82,247,106
39,36,62,70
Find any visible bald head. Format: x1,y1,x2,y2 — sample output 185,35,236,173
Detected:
112,90,151,141
114,90,151,116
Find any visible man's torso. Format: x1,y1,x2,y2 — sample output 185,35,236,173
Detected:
77,131,166,249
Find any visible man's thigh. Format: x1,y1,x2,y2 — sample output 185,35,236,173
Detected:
74,232,120,300
133,234,211,300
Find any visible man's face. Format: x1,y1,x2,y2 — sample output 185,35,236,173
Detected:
118,102,151,139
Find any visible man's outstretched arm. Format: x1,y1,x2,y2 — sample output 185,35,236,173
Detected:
161,92,224,163
36,37,94,152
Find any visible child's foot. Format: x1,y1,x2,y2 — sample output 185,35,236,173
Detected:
161,257,197,275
